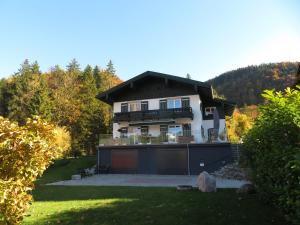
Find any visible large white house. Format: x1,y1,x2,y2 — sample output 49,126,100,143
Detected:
97,71,235,144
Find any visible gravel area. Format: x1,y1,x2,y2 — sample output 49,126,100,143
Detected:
47,174,250,188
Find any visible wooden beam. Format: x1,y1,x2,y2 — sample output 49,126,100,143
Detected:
165,78,169,86
130,82,134,88
194,85,198,92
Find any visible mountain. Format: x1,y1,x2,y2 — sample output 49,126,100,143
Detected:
207,62,298,106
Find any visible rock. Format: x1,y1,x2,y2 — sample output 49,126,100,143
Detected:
177,185,193,191
197,171,216,192
236,183,255,194
71,174,81,180
212,163,249,180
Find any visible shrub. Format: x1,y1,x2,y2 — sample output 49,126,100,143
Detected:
242,86,300,224
0,117,67,224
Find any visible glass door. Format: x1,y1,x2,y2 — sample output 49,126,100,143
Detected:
168,125,182,143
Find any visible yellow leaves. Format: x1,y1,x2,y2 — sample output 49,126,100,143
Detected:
0,116,68,224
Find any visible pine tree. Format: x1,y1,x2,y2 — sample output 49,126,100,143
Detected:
93,65,102,89
7,60,34,123
28,74,52,121
106,60,116,75
66,58,80,73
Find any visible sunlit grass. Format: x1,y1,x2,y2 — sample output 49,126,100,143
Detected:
24,198,136,225
21,186,288,225
21,157,288,225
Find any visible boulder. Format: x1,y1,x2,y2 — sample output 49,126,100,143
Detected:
197,171,216,192
236,183,255,194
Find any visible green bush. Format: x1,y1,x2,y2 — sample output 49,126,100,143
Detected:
242,86,300,224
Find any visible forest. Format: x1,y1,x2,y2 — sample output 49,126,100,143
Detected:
207,62,298,106
0,60,298,152
0,59,121,156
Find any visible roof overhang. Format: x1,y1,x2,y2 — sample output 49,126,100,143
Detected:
96,71,212,105
213,98,236,116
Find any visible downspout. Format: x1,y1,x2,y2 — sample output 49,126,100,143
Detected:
187,144,190,176
97,147,100,174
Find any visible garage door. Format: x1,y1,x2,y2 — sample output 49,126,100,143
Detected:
111,150,138,173
156,148,187,175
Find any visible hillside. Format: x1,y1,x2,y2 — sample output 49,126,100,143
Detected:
207,62,298,106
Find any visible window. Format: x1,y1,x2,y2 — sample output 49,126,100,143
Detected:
160,125,168,142
121,103,128,112
141,126,149,136
168,125,182,136
167,98,181,109
160,99,167,110
181,97,190,108
168,125,182,143
183,124,191,137
129,101,141,112
120,127,128,138
141,101,148,111
205,107,216,116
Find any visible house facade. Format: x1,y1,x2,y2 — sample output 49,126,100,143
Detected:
97,71,235,145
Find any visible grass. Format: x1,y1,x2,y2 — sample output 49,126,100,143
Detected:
36,156,96,185
21,156,287,225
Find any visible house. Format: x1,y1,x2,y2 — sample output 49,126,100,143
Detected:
96,71,235,175
97,71,235,144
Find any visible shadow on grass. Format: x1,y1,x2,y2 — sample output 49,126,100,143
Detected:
23,186,289,225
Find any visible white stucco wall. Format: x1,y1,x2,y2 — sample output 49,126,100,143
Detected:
112,95,228,143
201,119,227,142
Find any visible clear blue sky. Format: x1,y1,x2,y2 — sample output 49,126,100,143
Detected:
0,0,299,81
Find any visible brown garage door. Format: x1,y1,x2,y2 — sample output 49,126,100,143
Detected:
111,150,138,173
157,148,188,175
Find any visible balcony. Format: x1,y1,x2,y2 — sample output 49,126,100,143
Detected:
113,107,193,123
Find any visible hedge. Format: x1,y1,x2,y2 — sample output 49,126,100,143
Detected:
242,87,300,224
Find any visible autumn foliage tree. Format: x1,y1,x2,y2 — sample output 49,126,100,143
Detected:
226,107,254,143
0,117,68,224
0,59,122,156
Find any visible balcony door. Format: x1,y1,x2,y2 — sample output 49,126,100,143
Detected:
129,101,141,112
168,125,182,143
167,98,181,109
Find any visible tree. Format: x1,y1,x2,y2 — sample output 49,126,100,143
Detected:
106,60,116,75
93,65,102,89
242,87,300,224
72,65,98,154
0,117,68,224
186,73,191,79
28,74,52,121
226,108,253,143
7,60,53,124
0,59,123,156
7,60,36,123
66,58,80,74
292,63,300,88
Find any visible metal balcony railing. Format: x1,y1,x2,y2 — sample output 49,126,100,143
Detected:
113,107,193,122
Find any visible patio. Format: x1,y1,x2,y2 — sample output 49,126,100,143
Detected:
48,174,249,188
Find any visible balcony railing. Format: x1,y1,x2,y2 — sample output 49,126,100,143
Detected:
113,107,193,123
98,133,196,145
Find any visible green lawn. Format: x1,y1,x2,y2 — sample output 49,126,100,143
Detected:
35,156,96,185
21,157,287,225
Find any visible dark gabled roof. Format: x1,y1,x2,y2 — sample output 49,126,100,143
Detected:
97,71,212,103
96,70,236,116
213,98,236,116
